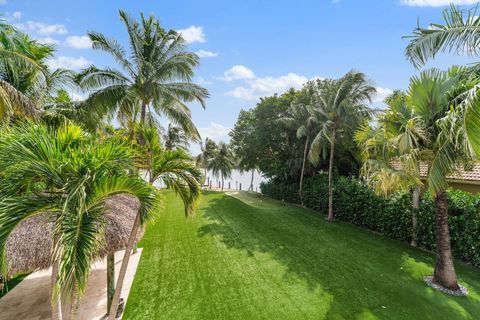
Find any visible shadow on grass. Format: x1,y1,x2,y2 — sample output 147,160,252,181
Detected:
197,192,480,320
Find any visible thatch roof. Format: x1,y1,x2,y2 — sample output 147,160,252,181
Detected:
5,194,141,275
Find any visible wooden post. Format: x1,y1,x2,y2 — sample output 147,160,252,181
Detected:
107,253,115,312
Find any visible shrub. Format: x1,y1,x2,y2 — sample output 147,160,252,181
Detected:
260,174,480,268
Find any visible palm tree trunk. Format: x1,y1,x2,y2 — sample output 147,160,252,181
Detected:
204,168,207,185
433,191,459,290
69,284,80,320
221,176,224,191
411,187,420,247
140,102,147,127
299,136,309,206
249,169,255,191
107,253,115,313
51,260,63,320
108,211,141,319
327,129,336,221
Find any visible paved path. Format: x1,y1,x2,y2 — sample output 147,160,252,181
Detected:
0,249,142,320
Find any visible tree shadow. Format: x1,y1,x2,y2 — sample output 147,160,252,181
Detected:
196,192,480,319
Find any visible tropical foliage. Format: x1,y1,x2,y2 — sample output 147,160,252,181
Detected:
207,142,235,191
0,122,160,316
76,10,209,140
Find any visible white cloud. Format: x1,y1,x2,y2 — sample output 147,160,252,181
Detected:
5,11,22,22
401,0,479,6
198,122,231,142
47,56,90,70
64,35,92,49
221,65,255,81
196,49,218,58
226,72,311,100
373,87,393,103
197,77,213,85
36,37,60,45
16,21,67,35
177,26,205,44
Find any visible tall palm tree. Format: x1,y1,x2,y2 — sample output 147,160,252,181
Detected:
196,137,218,183
404,4,480,160
309,71,375,221
108,126,202,319
208,142,235,191
359,68,471,291
278,100,318,205
77,10,209,140
0,121,160,320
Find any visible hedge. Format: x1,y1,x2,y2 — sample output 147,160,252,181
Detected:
260,174,480,268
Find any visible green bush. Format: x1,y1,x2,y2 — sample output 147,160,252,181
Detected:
260,174,480,268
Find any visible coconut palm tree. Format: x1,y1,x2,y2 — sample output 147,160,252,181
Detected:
0,26,75,123
0,121,160,319
308,71,375,221
196,137,218,184
76,10,209,140
278,99,319,204
108,126,202,319
208,142,235,191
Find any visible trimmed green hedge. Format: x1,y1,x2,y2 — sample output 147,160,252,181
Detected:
260,174,480,268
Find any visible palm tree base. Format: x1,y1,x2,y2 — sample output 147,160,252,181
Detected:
424,276,468,296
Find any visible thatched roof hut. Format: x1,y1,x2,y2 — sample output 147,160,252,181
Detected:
5,194,141,275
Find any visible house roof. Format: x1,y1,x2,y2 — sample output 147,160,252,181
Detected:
391,161,480,184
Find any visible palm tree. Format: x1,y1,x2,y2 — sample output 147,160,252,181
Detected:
76,10,209,140
0,25,75,123
108,126,202,319
208,142,235,191
356,90,427,246
309,71,375,221
164,123,190,151
0,121,160,319
404,4,480,160
278,99,319,205
359,68,471,291
196,137,218,184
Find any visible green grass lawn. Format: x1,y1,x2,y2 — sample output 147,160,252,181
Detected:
124,191,480,320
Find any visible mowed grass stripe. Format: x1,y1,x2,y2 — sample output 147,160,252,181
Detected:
124,191,480,320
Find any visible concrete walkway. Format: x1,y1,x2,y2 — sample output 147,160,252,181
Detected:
0,249,142,320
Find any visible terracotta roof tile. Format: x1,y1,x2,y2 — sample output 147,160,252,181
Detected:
391,161,480,183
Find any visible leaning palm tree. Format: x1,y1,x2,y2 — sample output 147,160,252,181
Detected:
76,10,209,140
0,121,160,319
108,126,202,319
208,142,235,191
309,71,375,221
278,99,318,205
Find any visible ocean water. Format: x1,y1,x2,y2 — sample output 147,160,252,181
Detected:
202,169,266,192
148,169,266,192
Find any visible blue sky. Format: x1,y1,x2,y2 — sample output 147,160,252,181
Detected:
3,0,479,146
